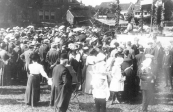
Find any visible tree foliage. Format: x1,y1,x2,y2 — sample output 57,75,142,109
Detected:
0,0,43,22
164,0,173,21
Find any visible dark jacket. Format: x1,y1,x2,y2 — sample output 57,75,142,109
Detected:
132,44,140,55
162,53,172,68
139,67,155,90
46,48,60,66
52,64,72,109
121,57,133,77
39,43,50,62
135,53,144,76
153,47,164,68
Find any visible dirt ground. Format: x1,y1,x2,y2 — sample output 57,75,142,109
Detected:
0,80,173,112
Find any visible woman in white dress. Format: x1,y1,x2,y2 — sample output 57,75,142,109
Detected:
109,54,125,104
25,53,49,107
84,48,97,94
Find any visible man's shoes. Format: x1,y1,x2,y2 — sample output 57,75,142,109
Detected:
111,101,114,105
115,99,120,104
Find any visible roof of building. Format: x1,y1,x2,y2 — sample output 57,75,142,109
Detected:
107,13,115,18
96,2,133,11
69,9,91,18
95,18,128,26
134,4,140,11
119,3,132,11
97,2,114,9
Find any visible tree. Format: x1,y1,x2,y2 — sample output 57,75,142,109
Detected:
164,0,173,21
0,0,43,23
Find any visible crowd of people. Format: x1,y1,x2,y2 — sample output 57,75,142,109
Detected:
0,25,172,112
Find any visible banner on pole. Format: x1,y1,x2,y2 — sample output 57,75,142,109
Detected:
141,0,153,5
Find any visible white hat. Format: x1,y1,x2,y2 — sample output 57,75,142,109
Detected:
96,53,106,62
114,57,123,66
44,39,50,43
141,58,152,69
59,25,65,30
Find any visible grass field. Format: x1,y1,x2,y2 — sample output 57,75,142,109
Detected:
0,79,173,112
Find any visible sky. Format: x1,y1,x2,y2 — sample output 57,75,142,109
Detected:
77,0,138,6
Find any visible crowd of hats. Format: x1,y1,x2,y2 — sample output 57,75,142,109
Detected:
1,25,173,57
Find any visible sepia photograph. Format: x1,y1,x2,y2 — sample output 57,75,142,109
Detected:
0,0,173,112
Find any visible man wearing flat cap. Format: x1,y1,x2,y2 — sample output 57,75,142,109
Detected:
46,43,61,77
50,53,72,112
11,41,22,82
20,43,34,76
39,39,50,82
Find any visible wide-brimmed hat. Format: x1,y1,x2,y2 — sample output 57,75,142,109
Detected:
141,58,152,68
44,39,49,43
96,53,106,62
29,43,35,48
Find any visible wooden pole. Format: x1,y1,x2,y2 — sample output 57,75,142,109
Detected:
141,6,144,34
115,0,120,33
150,2,154,32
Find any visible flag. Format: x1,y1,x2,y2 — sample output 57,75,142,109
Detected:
141,0,153,5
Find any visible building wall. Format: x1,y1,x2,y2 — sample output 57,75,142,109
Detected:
30,0,80,24
66,10,74,24
134,10,150,18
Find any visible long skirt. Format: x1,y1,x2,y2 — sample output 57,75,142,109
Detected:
84,65,95,94
0,60,11,86
25,74,40,107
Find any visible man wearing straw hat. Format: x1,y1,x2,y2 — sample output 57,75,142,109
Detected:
139,54,155,112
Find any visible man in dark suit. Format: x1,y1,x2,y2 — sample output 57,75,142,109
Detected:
11,41,22,81
144,41,154,55
135,46,145,76
46,43,61,77
162,47,172,89
50,53,72,112
132,37,140,55
139,57,155,112
20,44,34,76
135,46,145,96
152,41,164,84
39,39,50,83
121,50,134,104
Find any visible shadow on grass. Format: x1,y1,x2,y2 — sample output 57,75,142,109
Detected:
0,98,24,105
78,102,123,112
0,85,50,95
155,92,173,105
0,88,25,95
37,101,50,107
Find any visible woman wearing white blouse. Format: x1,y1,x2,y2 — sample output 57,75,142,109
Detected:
25,53,49,107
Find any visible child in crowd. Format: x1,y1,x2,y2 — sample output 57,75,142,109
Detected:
92,75,110,112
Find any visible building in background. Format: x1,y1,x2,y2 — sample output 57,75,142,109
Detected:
66,7,92,26
32,0,80,24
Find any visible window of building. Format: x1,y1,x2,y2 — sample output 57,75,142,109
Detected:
51,11,55,20
39,10,44,20
45,11,50,20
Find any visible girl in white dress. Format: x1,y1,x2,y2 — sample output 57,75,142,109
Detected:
84,48,97,94
109,54,125,104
